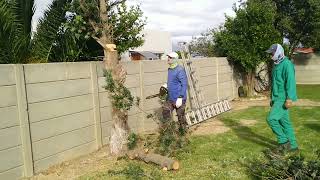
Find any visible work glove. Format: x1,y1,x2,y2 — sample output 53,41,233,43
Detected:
284,99,293,109
176,97,183,108
161,83,167,89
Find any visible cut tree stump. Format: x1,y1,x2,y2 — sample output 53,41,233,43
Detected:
128,150,179,170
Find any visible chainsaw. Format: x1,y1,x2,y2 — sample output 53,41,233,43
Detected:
145,84,168,100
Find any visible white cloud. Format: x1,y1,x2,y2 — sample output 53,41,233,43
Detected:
33,0,239,46
127,0,238,47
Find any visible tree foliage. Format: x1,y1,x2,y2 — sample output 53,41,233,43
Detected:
189,29,216,57
0,0,146,63
0,0,35,63
272,0,320,54
104,70,134,111
66,0,146,55
31,0,71,62
218,0,281,72
213,0,281,95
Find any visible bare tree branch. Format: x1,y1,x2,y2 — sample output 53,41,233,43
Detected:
88,19,100,33
109,0,126,8
92,36,104,47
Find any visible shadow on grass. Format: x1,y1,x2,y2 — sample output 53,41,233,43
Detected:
222,118,277,149
305,123,320,132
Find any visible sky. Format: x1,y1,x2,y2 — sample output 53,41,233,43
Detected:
32,0,239,49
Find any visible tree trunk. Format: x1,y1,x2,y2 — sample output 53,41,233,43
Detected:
79,0,129,156
245,70,255,97
103,48,129,156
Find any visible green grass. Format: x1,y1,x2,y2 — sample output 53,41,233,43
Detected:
297,84,320,101
80,107,320,180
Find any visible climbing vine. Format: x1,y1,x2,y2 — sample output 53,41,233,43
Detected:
104,70,134,111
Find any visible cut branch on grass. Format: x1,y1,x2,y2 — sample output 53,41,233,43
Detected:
128,150,179,171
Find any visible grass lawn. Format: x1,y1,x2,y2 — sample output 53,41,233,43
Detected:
297,84,320,101
79,106,320,180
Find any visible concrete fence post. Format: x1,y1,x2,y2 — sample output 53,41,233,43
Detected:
90,62,102,149
232,64,236,99
15,64,34,177
139,61,145,132
216,58,220,101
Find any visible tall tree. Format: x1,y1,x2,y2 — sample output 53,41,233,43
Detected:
75,0,144,155
189,27,229,57
272,0,320,55
189,29,216,57
49,1,146,61
216,0,282,96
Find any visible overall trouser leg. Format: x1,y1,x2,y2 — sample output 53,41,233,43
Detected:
267,102,298,149
279,110,298,149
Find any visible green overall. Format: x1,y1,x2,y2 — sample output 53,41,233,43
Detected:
267,57,298,149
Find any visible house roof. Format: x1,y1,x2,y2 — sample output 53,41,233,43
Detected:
293,48,314,54
130,51,159,59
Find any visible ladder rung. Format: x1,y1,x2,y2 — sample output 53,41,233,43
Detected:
204,106,213,118
196,109,203,122
186,113,191,125
215,104,220,114
219,102,225,112
192,111,197,124
210,105,216,116
201,108,207,120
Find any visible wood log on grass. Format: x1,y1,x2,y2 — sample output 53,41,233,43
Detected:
128,150,179,170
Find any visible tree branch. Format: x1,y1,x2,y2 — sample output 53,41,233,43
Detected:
88,19,100,33
79,0,98,33
109,0,126,9
92,36,104,47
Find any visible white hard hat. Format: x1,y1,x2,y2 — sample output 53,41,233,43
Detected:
167,52,179,59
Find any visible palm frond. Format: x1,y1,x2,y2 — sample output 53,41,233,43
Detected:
0,0,29,64
14,0,35,38
31,0,71,62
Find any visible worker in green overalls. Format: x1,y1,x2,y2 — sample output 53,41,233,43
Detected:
265,44,298,152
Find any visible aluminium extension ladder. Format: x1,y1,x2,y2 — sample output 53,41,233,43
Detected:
178,42,232,127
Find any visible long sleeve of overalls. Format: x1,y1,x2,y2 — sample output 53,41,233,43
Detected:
271,57,297,102
284,62,297,101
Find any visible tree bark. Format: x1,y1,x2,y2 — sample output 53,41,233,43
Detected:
79,0,130,156
245,70,255,97
103,48,129,156
99,0,128,156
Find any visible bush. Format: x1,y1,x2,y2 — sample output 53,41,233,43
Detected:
249,149,320,179
127,133,138,150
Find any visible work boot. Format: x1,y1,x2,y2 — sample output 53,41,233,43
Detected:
178,126,187,136
272,141,291,154
288,147,300,155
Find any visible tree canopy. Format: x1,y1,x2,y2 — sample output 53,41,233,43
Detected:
0,0,146,63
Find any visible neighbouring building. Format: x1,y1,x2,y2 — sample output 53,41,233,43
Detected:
121,29,172,61
293,48,320,84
